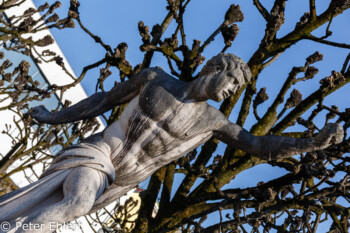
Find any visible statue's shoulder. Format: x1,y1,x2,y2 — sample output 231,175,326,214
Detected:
136,67,177,95
137,67,170,83
199,103,230,130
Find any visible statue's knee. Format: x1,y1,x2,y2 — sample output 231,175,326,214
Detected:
63,197,94,217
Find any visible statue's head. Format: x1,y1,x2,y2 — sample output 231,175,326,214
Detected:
199,53,252,102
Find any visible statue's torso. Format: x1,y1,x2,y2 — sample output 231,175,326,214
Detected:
102,76,217,185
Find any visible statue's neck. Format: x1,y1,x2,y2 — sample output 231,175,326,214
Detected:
185,75,210,102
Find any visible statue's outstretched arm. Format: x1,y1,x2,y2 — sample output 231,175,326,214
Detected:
214,121,343,160
29,92,110,124
30,69,158,124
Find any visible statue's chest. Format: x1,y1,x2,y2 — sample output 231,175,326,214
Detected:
113,97,202,163
137,85,205,138
161,104,203,138
113,94,212,172
126,103,201,142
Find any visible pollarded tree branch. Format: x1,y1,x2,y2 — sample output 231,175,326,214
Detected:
141,12,174,69
68,0,112,54
271,1,350,54
134,167,166,232
0,0,25,11
251,52,322,136
205,70,348,192
198,4,244,54
259,0,287,45
271,72,350,134
195,6,350,207
234,1,349,131
155,162,175,223
176,73,349,232
171,139,219,205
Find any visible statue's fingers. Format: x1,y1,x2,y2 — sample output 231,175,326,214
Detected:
328,124,343,145
335,125,344,144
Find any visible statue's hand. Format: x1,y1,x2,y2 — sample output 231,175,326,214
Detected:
29,105,50,123
315,123,344,149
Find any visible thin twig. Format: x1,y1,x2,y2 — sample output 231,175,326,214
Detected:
141,12,174,69
341,52,350,74
309,0,316,19
76,18,113,54
166,56,180,77
304,35,350,49
198,25,222,54
253,0,270,21
55,58,107,91
262,52,282,69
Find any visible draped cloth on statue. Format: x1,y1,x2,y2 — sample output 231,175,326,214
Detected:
0,133,115,223
41,133,115,183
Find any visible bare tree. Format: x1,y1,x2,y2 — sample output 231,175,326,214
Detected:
0,0,100,194
0,0,349,232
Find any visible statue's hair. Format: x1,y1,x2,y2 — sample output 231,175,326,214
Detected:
199,53,252,83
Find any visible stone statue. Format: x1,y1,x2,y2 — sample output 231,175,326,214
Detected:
0,54,343,233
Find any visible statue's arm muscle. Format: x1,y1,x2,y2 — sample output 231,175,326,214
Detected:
30,68,159,124
213,118,343,160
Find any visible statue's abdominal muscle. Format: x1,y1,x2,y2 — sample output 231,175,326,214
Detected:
103,95,212,185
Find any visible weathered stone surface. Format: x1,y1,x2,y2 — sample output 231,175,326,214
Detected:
0,54,343,233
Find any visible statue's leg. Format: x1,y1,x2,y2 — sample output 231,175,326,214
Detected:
16,167,102,233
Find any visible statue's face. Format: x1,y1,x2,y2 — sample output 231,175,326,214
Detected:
206,69,246,102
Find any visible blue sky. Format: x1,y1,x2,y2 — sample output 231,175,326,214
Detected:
32,0,350,119
32,0,350,231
